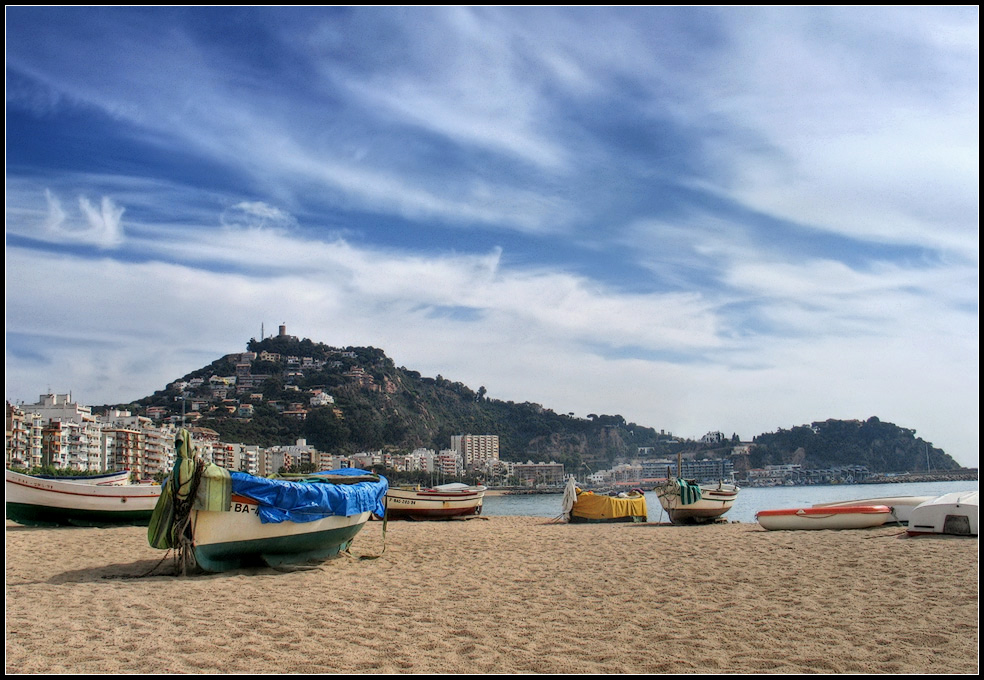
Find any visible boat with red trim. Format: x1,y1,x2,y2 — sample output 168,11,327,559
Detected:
385,483,486,519
756,504,892,531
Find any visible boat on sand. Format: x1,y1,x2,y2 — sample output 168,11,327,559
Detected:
5,468,161,527
652,453,739,524
812,496,935,525
560,477,647,523
385,483,486,520
756,505,892,531
148,429,388,573
656,479,739,524
906,491,978,537
31,469,133,486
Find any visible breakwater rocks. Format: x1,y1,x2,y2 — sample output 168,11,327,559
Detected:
863,469,978,484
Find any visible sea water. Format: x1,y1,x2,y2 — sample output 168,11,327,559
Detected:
481,480,979,524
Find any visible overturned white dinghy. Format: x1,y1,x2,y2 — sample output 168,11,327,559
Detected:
756,504,892,531
812,495,936,525
906,490,978,537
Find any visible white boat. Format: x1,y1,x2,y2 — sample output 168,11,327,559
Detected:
5,468,161,527
655,478,740,525
812,495,936,525
385,483,486,520
906,490,978,537
188,493,375,572
31,469,133,486
756,504,892,531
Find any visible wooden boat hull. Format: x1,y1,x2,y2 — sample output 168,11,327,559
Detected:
813,496,936,525
189,495,371,572
5,469,161,527
32,469,133,486
906,491,978,537
385,486,485,519
756,505,892,531
657,482,739,525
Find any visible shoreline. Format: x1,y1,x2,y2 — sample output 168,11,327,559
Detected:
5,517,979,674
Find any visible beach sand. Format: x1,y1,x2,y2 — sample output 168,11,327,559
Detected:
5,516,978,674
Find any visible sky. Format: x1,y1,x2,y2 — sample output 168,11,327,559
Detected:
5,7,979,467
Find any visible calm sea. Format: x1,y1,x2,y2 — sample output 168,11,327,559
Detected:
482,480,979,524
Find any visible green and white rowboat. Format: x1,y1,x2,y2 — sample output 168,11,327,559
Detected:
187,494,372,572
5,468,162,527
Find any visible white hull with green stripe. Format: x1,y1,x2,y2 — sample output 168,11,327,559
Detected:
188,495,371,572
5,468,161,527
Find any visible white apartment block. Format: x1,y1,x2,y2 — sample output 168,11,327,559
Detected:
451,434,500,466
6,403,43,468
437,449,463,477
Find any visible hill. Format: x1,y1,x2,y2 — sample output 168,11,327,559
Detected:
749,417,958,473
120,334,961,474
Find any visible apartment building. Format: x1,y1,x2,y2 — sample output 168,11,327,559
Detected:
451,434,500,467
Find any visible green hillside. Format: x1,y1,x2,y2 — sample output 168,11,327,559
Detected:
123,335,962,474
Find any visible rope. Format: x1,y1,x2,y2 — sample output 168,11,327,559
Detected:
170,457,207,576
101,549,177,580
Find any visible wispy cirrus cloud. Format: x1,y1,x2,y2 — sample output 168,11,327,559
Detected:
4,7,978,466
43,190,125,248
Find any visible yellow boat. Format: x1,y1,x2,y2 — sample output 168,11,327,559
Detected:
560,478,647,523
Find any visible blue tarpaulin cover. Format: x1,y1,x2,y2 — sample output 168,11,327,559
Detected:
229,469,388,524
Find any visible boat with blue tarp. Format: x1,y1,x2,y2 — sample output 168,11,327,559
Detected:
148,429,388,573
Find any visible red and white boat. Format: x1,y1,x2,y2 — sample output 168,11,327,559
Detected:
812,495,935,525
385,483,486,520
756,504,892,531
5,468,161,527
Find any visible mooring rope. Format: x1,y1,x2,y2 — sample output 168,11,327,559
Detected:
169,457,207,575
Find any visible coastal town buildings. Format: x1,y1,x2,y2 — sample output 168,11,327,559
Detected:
510,461,565,487
5,403,43,468
451,434,500,467
641,457,735,483
743,463,873,486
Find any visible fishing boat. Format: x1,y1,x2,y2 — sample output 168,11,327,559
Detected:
906,490,978,537
812,496,935,525
385,482,486,520
656,479,740,524
148,430,388,573
559,477,647,523
5,468,161,527
31,469,133,486
653,453,739,524
756,505,892,531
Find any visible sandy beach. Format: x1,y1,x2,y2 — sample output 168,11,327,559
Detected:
5,516,978,674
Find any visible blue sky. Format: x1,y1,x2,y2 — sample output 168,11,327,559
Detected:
5,7,979,466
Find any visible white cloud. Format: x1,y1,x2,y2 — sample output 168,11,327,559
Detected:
220,201,297,230
683,8,979,257
43,190,125,248
4,7,978,469
5,214,979,466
